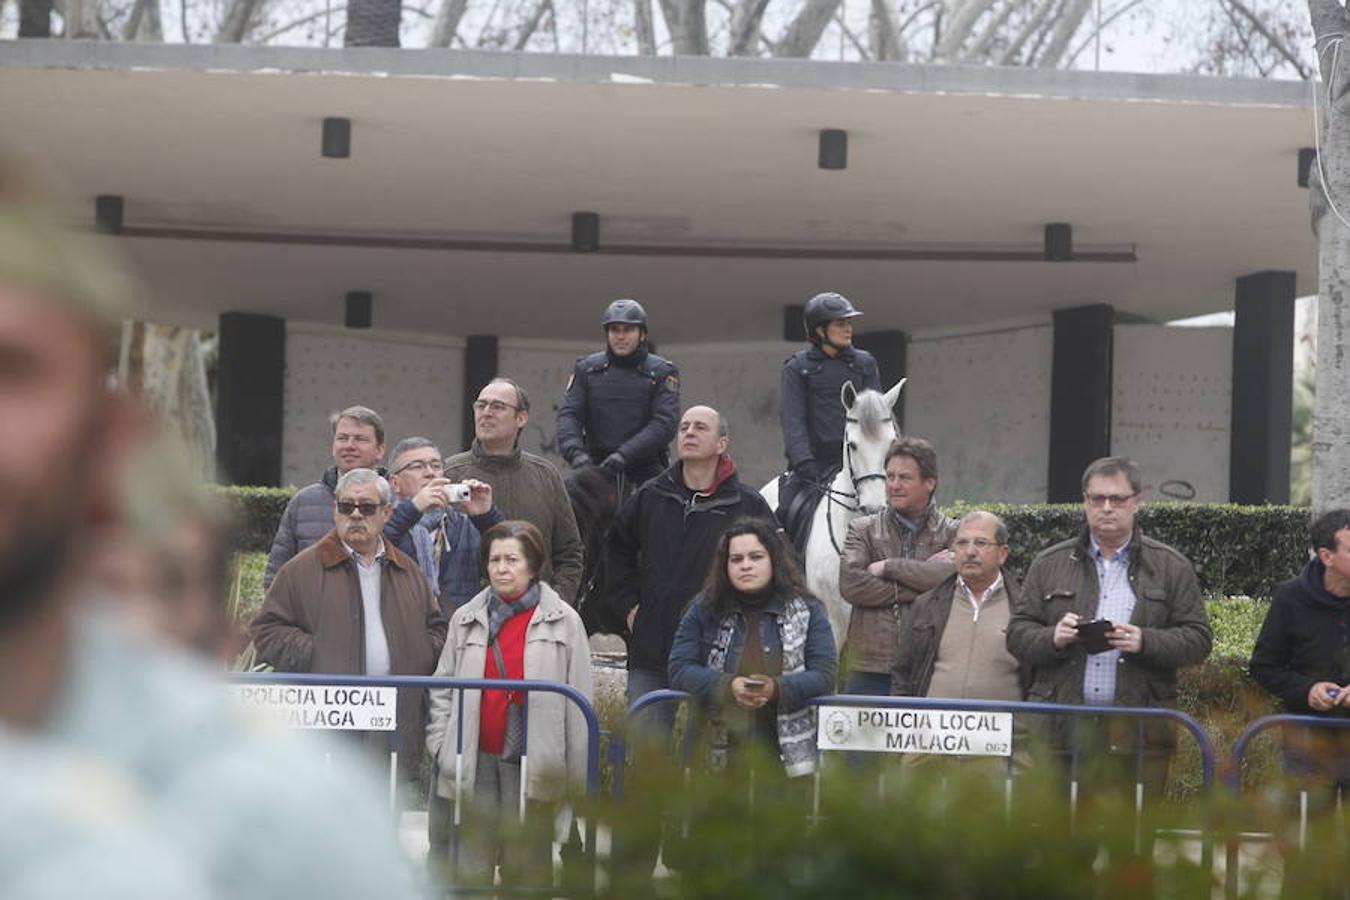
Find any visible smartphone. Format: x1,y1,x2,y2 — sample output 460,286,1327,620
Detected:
742,678,768,689
1074,619,1114,655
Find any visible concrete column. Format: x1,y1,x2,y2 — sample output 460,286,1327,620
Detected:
1048,304,1114,502
1230,271,1296,504
462,335,499,451
216,312,285,486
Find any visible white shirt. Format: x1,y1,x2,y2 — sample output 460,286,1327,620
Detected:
343,537,391,678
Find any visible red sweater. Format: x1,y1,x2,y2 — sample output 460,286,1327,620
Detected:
480,596,536,754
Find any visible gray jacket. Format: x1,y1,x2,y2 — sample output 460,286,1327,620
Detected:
263,467,339,589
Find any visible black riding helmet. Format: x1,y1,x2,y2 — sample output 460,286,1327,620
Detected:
601,298,648,331
803,292,863,342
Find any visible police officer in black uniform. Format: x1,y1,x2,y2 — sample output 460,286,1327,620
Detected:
777,292,881,530
557,299,680,489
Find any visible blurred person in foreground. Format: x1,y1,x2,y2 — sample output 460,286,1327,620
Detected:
0,156,419,898
669,517,837,777
426,520,594,888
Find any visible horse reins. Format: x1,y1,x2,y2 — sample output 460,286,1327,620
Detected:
818,414,888,556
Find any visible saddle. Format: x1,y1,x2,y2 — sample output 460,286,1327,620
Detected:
776,466,841,559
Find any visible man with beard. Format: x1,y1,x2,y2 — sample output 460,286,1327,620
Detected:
0,158,417,897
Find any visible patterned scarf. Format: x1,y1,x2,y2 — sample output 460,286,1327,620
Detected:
706,595,817,778
410,507,445,590
485,581,541,646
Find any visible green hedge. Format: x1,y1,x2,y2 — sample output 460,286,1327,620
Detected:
214,486,293,554
220,486,1312,597
951,502,1310,599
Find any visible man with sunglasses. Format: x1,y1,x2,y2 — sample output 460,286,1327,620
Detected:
253,467,447,785
1007,456,1211,809
383,436,502,611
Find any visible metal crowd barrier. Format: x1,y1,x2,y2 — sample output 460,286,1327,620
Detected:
1224,714,1350,899
612,690,1219,877
227,671,603,897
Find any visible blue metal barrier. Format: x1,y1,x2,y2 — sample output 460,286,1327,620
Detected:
1224,714,1350,899
227,671,602,896
613,689,1218,881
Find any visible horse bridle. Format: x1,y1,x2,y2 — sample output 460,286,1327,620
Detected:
819,414,889,556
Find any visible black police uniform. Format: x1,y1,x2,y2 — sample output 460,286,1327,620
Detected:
780,344,881,476
557,346,680,485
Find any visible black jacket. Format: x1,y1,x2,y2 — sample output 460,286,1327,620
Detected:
1250,558,1350,716
556,346,680,482
779,345,880,470
606,456,776,672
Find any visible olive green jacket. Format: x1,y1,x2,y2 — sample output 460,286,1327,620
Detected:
1006,527,1212,749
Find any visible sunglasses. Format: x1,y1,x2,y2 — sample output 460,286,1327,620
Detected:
336,500,384,517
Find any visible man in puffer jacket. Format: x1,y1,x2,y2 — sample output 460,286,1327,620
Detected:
264,405,387,588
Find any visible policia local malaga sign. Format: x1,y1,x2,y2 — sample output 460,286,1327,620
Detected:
817,706,1013,757
231,684,397,731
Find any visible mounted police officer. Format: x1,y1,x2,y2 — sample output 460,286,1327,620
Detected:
557,298,681,491
777,292,881,537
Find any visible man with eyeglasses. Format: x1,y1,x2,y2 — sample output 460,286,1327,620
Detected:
444,378,584,603
893,511,1029,774
264,405,388,589
384,436,502,611
253,467,447,785
1007,456,1211,807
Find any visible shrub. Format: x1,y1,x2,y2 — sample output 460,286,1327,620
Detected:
214,486,293,553
950,502,1310,598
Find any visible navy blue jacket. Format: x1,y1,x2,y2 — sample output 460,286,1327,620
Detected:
1250,558,1350,716
668,591,837,714
779,346,880,470
383,501,503,614
556,346,680,482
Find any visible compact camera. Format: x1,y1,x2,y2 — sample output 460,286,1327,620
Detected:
446,483,471,504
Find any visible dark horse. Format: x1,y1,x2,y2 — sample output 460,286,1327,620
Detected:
564,464,626,636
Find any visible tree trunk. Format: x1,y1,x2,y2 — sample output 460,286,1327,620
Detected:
64,0,100,38
18,0,52,36
657,0,708,54
345,0,401,46
633,0,656,53
429,0,470,46
728,0,771,56
1034,0,1091,67
1310,0,1350,511
122,0,163,40
774,0,841,57
215,0,265,42
868,0,903,61
119,323,218,480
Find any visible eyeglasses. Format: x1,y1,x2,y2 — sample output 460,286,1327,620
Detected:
336,500,384,517
393,459,444,476
953,538,1001,551
1085,492,1137,508
473,399,520,414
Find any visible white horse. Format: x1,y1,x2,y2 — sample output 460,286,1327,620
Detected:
761,380,905,649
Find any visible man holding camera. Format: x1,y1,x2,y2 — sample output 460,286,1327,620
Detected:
383,436,502,613
1007,456,1211,800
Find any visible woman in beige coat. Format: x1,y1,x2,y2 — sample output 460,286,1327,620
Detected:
425,520,593,888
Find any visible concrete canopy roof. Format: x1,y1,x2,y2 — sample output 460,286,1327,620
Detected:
0,41,1319,342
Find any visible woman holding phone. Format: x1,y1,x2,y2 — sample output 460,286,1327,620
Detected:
668,517,837,777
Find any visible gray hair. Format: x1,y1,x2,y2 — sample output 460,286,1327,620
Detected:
331,405,385,445
388,436,439,469
335,468,392,505
717,412,729,439
958,510,1008,546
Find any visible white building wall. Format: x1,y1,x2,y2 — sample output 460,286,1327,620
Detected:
904,325,1053,504
1111,324,1232,502
281,325,463,486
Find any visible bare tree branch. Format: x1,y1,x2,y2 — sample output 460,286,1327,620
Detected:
963,0,1017,63
1218,0,1271,77
774,0,841,56
1063,0,1144,69
934,0,993,61
512,0,550,48
429,0,469,46
998,0,1055,65
1227,0,1312,78
215,0,265,42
